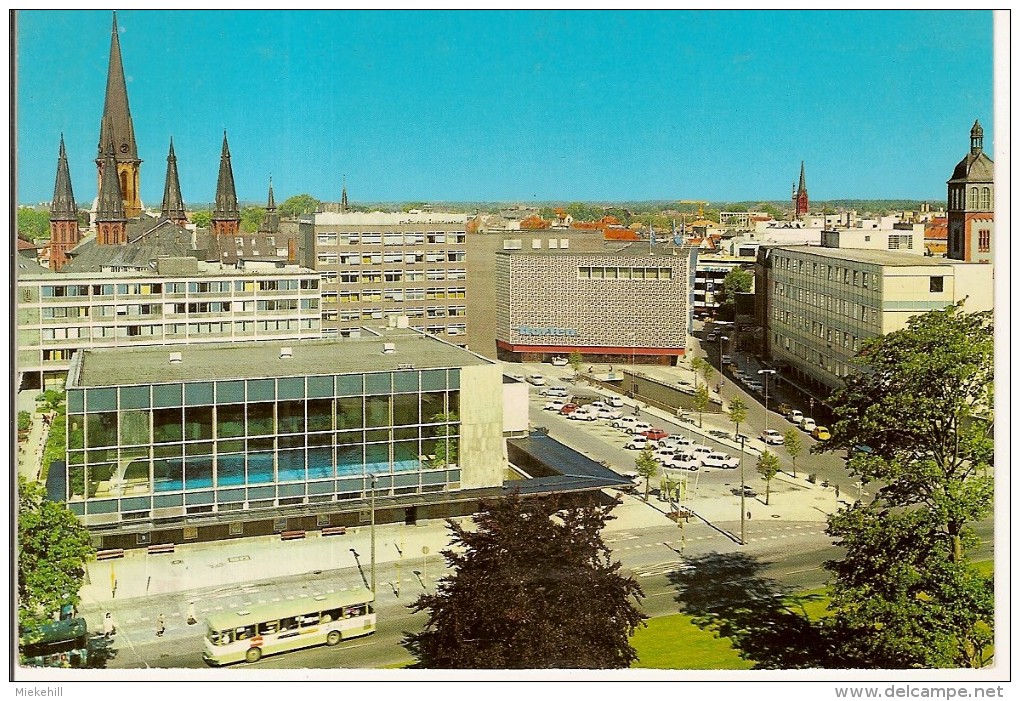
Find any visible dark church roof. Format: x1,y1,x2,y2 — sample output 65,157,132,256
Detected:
949,120,994,183
96,12,139,165
62,215,199,273
213,131,240,221
51,135,78,221
160,138,187,222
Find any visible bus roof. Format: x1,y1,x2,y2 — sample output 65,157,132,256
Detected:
205,589,374,631
20,617,87,647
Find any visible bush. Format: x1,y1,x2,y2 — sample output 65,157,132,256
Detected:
807,473,817,484
18,411,32,432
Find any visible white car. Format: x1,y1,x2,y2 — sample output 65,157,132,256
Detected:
658,436,693,451
569,409,598,422
611,416,641,430
701,452,740,469
801,417,817,433
690,445,714,458
788,409,804,424
624,436,649,450
653,447,678,463
597,408,623,420
550,356,569,367
540,385,568,397
745,381,764,393
628,421,652,435
507,373,526,382
722,354,732,365
760,429,784,445
526,374,546,386
606,397,625,408
665,454,700,471
588,401,608,411
543,399,567,411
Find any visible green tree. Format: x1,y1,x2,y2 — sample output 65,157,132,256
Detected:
17,207,50,241
783,428,803,477
635,445,659,503
278,194,320,218
17,476,95,634
689,357,706,388
405,493,646,668
756,450,780,505
716,268,754,320
429,413,459,468
18,411,32,433
190,210,212,228
568,351,584,378
240,205,266,233
693,384,709,428
820,303,993,668
701,361,715,388
727,397,748,441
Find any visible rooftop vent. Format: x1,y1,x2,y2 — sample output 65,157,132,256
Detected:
280,347,293,359
169,352,182,365
382,343,396,354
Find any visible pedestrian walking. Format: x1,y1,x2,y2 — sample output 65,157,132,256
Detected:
103,612,116,638
155,613,165,637
187,601,197,626
834,485,840,499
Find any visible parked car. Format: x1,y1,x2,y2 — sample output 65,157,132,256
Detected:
641,428,669,441
760,429,784,445
527,374,546,386
745,381,764,393
550,356,569,367
788,409,804,424
812,425,831,441
665,454,700,471
540,385,569,397
659,436,693,451
701,452,740,469
800,417,817,433
691,445,714,458
611,416,640,430
653,447,678,463
721,354,732,365
624,436,649,450
606,396,625,408
558,403,578,416
706,333,717,342
628,421,653,435
588,401,608,411
543,399,567,411
597,408,623,420
569,408,597,422
708,429,730,439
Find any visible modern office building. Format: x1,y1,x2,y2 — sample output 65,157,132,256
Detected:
299,211,469,343
494,248,695,365
59,327,507,544
16,259,321,389
760,244,993,399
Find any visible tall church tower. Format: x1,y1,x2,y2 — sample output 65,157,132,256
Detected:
48,135,81,271
96,129,128,246
947,120,994,263
212,132,241,237
96,12,142,218
258,178,280,234
160,138,188,225
792,161,809,219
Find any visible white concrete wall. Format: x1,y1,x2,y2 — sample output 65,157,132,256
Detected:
457,363,508,489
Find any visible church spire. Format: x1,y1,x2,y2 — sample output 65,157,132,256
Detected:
259,177,280,234
212,131,241,236
96,11,142,217
970,119,984,156
51,134,77,221
793,161,809,218
48,134,81,271
160,138,188,225
341,175,349,212
96,126,128,245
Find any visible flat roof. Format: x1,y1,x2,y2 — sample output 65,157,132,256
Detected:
779,246,975,267
496,245,692,260
312,211,466,226
73,328,493,387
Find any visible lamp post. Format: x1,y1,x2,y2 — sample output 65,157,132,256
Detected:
369,473,378,595
758,369,776,435
739,435,747,546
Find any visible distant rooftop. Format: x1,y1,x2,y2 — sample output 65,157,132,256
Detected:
311,211,467,226
72,327,492,387
496,243,689,259
780,246,979,267
18,258,316,280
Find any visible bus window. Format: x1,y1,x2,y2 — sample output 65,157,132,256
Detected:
257,621,278,635
234,625,255,641
344,605,367,618
279,617,297,632
320,608,342,623
215,630,233,645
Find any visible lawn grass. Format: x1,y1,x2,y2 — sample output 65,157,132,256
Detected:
630,613,754,670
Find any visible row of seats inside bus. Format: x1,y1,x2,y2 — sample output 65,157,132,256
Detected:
209,604,371,645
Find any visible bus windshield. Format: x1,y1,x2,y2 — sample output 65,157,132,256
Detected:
202,589,376,666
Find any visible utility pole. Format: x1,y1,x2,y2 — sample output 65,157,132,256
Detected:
369,474,377,595
739,436,747,546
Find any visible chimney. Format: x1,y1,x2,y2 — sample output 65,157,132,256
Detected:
169,352,183,365
382,343,396,354
280,347,293,359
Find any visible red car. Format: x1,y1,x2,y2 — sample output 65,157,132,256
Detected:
558,403,579,415
641,428,669,441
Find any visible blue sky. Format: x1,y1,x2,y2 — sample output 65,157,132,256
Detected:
15,10,995,206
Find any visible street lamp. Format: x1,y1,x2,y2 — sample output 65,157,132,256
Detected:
739,435,747,546
368,473,378,595
758,369,777,435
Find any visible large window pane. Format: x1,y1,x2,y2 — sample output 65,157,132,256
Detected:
337,397,363,430
307,447,333,480
278,449,305,482
337,445,363,476
307,399,333,432
217,404,245,439
184,456,213,490
365,372,391,395
216,380,245,404
86,412,118,448
365,443,390,473
278,401,305,434
87,462,115,498
119,410,149,446
247,451,274,485
153,456,183,493
184,406,213,441
365,396,390,428
153,408,183,443
392,394,420,426
121,449,150,495
247,402,275,436
184,382,214,406
393,441,420,472
68,415,85,449
217,454,245,487
448,391,460,417
420,393,446,423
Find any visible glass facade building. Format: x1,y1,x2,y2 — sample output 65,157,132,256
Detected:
63,331,506,528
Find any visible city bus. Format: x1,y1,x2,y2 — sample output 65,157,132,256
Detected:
20,617,89,668
202,589,376,666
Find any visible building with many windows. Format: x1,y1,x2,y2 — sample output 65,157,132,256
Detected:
494,248,695,364
760,244,993,400
58,327,507,544
299,211,469,342
16,258,320,389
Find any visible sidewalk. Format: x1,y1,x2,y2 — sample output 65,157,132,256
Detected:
17,391,52,484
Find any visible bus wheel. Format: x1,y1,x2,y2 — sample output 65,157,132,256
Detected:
245,647,262,663
326,631,342,646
